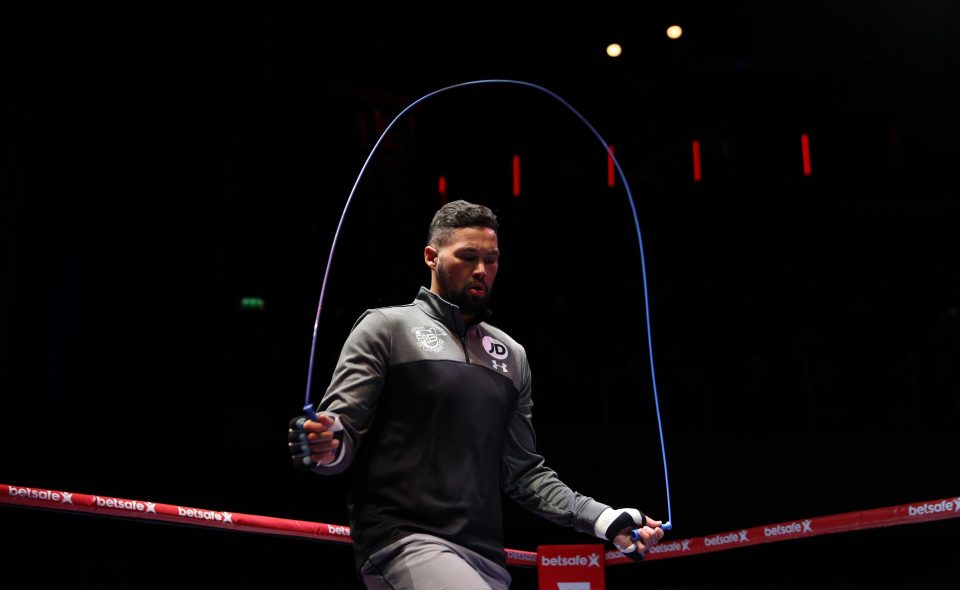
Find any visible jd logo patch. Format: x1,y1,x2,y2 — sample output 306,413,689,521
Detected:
483,336,508,360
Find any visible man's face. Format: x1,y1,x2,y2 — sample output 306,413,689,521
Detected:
428,226,499,318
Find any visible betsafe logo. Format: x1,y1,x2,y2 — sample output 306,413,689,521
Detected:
907,498,959,516
534,545,604,590
540,553,601,568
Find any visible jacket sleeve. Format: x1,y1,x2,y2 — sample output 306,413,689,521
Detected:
500,350,610,536
309,309,390,475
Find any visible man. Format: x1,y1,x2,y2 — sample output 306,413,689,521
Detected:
289,200,664,589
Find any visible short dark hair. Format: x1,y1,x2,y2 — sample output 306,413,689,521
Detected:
427,200,499,247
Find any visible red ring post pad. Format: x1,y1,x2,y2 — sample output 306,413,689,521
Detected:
3,483,958,567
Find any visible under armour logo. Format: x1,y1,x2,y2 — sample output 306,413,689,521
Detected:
492,361,509,373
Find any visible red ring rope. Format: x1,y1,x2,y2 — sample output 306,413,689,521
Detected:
3,483,957,567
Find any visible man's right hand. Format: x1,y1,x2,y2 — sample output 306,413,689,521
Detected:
288,414,341,469
595,507,665,561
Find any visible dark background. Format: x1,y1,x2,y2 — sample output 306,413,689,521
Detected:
2,1,959,588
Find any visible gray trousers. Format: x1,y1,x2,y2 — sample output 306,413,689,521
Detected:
359,533,512,590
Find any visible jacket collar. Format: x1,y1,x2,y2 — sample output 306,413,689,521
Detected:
414,286,493,336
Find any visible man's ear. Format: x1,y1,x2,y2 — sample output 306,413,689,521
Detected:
424,245,438,269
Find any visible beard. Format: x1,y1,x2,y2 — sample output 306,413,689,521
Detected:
436,260,491,317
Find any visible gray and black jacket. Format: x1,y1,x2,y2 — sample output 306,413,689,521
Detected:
314,287,609,569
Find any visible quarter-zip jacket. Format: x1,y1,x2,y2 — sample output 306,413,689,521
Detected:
314,287,609,569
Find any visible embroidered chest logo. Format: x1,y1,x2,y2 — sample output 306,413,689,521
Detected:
483,335,509,372
412,326,447,353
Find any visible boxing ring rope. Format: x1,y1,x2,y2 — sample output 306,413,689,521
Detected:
4,483,957,567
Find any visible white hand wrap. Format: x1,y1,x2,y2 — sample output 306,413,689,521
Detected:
594,508,647,560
